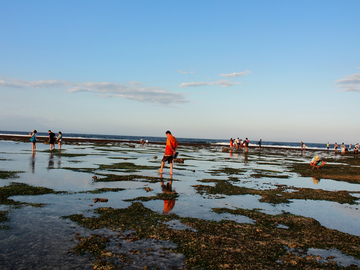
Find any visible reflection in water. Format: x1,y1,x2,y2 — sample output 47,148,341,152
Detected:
30,152,36,174
47,153,54,171
57,153,61,169
161,174,175,214
312,177,321,185
244,152,249,165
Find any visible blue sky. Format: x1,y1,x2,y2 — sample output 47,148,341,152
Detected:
0,0,359,143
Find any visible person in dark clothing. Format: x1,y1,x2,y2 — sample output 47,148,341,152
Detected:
48,130,56,151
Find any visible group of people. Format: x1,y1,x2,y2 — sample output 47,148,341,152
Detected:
230,138,262,151
29,130,63,151
330,142,359,155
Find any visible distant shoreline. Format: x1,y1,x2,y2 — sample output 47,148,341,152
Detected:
0,134,328,152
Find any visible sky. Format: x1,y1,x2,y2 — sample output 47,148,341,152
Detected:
0,0,359,143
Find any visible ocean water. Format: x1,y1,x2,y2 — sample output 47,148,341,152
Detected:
0,130,337,150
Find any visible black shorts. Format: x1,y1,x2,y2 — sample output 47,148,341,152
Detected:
162,155,173,164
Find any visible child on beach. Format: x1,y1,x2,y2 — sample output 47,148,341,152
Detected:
310,155,326,170
29,130,37,152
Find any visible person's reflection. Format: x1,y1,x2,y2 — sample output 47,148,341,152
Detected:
47,152,54,171
57,154,61,168
30,151,36,173
311,177,321,185
229,150,233,158
244,152,249,165
160,174,175,214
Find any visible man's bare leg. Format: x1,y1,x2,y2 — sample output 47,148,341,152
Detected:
169,163,173,175
158,162,165,173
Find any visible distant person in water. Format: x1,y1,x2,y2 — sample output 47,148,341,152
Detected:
48,130,56,151
56,131,63,150
301,141,304,150
258,139,262,150
244,138,249,152
29,130,37,152
341,143,346,154
327,142,330,151
354,143,359,155
334,142,338,152
230,138,234,149
158,131,178,175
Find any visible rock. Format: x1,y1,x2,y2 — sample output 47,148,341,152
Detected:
153,156,158,159
222,148,229,152
94,198,108,203
92,176,98,179
145,187,153,192
174,158,184,164
129,144,135,148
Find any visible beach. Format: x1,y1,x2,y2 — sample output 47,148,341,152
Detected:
0,135,360,269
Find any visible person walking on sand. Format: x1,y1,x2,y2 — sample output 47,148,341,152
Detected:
327,142,330,151
158,130,178,175
48,130,56,151
258,139,262,151
334,142,338,152
301,141,304,150
56,131,63,150
29,130,37,152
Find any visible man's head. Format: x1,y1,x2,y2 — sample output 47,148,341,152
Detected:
165,130,171,135
48,130,51,133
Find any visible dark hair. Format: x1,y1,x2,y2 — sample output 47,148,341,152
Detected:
34,130,37,133
165,130,171,134
59,131,62,134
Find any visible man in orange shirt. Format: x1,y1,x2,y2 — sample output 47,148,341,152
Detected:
158,130,178,175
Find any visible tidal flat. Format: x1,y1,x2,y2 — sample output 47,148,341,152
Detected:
0,139,360,269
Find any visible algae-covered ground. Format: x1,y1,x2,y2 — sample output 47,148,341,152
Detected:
0,140,359,269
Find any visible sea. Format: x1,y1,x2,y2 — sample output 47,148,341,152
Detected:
0,130,336,151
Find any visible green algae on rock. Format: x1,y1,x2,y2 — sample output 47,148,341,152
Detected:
65,202,360,269
192,179,360,205
0,169,23,179
0,182,66,206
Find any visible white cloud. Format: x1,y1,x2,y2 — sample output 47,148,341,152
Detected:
177,70,194,74
335,73,360,93
0,78,188,104
179,80,242,88
220,70,251,78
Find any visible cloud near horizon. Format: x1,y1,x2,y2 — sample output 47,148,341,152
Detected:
220,70,251,78
179,80,242,88
335,72,360,93
0,78,188,104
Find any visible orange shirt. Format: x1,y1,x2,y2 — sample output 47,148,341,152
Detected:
165,134,178,155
